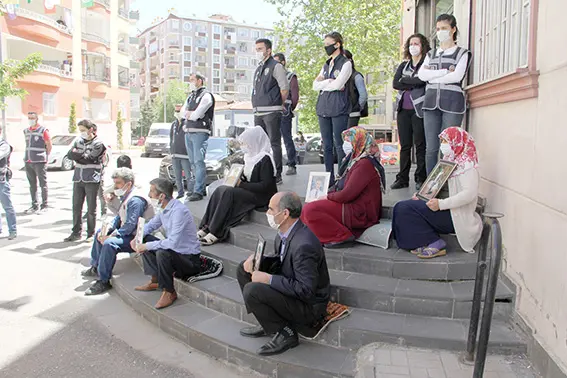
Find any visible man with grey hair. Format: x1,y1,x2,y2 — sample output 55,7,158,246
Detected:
82,167,154,296
236,191,331,356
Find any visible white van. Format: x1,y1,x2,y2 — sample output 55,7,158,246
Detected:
142,122,171,157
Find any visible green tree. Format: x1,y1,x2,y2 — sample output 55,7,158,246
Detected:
138,100,155,137
116,109,124,150
152,79,188,123
265,0,400,132
68,102,77,133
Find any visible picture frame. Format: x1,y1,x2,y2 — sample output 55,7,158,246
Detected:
223,164,244,187
253,234,266,272
417,160,457,201
305,172,331,203
135,217,145,247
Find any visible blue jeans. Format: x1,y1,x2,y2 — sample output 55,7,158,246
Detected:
318,114,349,182
423,109,464,174
0,181,16,234
185,132,209,195
280,114,297,167
172,157,193,196
90,230,134,282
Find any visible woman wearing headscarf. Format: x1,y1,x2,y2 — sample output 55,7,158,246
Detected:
392,127,482,259
301,127,385,248
198,126,277,245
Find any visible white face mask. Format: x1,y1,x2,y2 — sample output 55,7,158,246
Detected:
80,131,89,140
440,143,453,158
150,198,160,208
256,51,265,62
437,30,452,43
189,82,197,91
266,210,283,230
409,45,421,56
114,183,130,197
28,119,37,127
343,141,353,156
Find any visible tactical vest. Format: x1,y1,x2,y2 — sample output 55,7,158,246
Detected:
0,140,12,183
252,56,283,112
24,125,48,163
283,71,297,116
185,87,215,133
118,190,155,236
422,47,471,114
395,60,426,118
348,71,369,118
316,54,350,118
72,136,106,183
170,119,188,158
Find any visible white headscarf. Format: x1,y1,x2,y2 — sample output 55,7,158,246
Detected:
238,126,276,180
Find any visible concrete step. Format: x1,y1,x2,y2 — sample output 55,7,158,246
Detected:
199,243,513,320
113,259,357,378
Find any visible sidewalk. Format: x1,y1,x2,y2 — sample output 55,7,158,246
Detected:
356,343,540,378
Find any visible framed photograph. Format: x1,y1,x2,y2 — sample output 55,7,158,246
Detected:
223,164,244,187
305,172,331,203
135,217,145,247
253,235,266,272
417,160,457,201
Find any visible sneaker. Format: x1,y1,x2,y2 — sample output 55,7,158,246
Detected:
24,206,39,214
81,266,98,277
7,232,17,240
285,167,297,176
64,233,82,242
276,176,283,185
85,280,112,296
188,193,203,202
390,180,409,190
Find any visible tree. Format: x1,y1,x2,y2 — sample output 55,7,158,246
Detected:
116,109,124,150
152,79,189,123
138,100,155,137
68,102,77,134
265,0,401,132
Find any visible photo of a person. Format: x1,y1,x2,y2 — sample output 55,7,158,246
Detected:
305,172,331,202
417,160,456,201
310,179,324,199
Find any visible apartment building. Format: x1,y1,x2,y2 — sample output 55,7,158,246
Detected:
137,13,274,105
0,0,138,150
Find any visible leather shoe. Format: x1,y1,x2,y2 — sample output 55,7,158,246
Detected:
240,325,268,338
155,290,177,309
390,180,409,190
257,326,299,356
135,281,159,291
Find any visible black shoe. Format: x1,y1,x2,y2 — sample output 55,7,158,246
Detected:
176,193,185,199
240,325,268,338
323,235,356,249
24,206,39,214
64,233,82,242
188,193,203,202
390,180,409,190
285,166,297,176
257,326,299,356
81,266,98,277
85,280,112,296
276,176,283,185
415,181,424,191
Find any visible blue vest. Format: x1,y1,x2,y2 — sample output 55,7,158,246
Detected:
316,54,350,118
71,136,105,183
24,126,47,163
252,56,283,112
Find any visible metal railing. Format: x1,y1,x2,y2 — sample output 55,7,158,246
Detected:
83,72,110,84
15,7,72,35
82,32,110,46
118,8,128,19
461,212,505,377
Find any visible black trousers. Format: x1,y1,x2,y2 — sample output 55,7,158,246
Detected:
348,116,361,127
72,181,100,235
396,109,427,184
142,235,201,292
236,262,317,334
255,112,283,178
25,162,48,207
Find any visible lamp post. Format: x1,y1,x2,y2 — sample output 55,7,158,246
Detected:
163,50,182,122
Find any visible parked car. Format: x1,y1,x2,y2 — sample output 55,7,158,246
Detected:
142,123,171,157
47,134,112,171
159,137,244,187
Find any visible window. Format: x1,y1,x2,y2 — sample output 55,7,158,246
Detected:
213,24,221,34
213,84,220,93
184,52,191,61
213,69,220,78
238,85,248,94
84,98,111,121
183,36,192,46
213,54,220,63
238,28,249,38
251,30,260,39
213,39,220,48
184,67,191,76
5,96,22,118
196,54,206,63
183,21,192,31
43,93,57,116
238,57,248,66
473,0,531,84
170,19,179,30
196,37,208,48
195,23,207,33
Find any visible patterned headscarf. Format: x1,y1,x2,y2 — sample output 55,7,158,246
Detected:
439,127,479,177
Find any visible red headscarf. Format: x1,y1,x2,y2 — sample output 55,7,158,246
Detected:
439,127,479,177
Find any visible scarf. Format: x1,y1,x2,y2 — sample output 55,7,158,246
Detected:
238,126,276,181
439,127,479,177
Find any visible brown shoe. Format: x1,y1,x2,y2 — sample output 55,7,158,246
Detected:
134,281,159,291
155,290,177,309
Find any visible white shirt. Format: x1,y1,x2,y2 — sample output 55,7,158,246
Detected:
417,46,468,85
180,88,214,122
313,60,353,92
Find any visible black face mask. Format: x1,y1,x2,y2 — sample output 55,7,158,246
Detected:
325,44,338,56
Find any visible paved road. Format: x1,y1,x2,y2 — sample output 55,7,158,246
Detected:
0,154,261,378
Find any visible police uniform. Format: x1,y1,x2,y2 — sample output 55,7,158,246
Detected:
23,125,49,209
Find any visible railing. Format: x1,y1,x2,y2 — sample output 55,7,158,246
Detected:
118,8,128,19
94,0,110,9
461,212,505,377
15,7,72,35
82,32,110,46
83,72,110,84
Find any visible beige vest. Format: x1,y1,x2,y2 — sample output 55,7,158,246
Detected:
118,190,155,235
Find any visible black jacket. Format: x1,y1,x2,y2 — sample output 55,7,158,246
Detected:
392,59,427,92
269,220,331,315
238,155,277,207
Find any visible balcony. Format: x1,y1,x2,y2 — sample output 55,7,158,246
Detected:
16,61,72,88
167,40,180,49
94,0,110,10
82,32,110,47
118,8,128,19
8,7,72,49
129,11,140,20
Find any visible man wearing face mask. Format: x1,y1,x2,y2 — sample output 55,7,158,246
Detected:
180,73,215,202
252,39,289,185
23,111,52,214
64,120,106,242
236,191,330,356
82,168,155,296
131,178,201,309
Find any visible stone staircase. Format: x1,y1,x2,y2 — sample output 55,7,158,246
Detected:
112,168,526,377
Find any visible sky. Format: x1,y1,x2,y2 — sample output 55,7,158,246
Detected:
132,0,283,33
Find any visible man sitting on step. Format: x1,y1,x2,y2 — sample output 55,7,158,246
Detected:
82,168,154,296
236,191,331,356
132,178,201,309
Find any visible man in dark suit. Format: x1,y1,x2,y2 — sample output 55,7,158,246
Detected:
236,191,331,356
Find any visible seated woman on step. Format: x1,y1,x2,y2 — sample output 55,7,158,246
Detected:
198,126,278,245
302,126,385,248
392,127,482,259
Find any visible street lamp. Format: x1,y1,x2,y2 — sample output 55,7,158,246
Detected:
163,51,183,122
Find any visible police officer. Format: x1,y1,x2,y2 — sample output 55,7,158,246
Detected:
182,73,215,202
252,39,289,184
343,50,369,128
64,120,106,242
171,103,193,199
23,111,52,214
273,53,299,176
0,127,16,240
